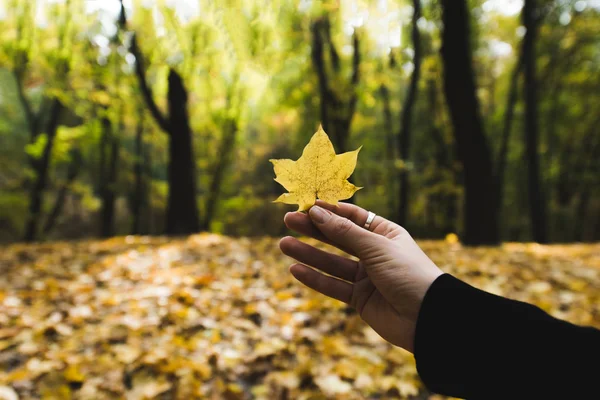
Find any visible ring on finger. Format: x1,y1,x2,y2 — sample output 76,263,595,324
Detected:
364,211,376,231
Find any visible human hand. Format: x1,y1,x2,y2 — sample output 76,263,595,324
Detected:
280,201,444,353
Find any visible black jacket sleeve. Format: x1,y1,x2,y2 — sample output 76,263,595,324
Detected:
414,273,600,399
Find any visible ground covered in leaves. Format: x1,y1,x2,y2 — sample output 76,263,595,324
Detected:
0,235,599,400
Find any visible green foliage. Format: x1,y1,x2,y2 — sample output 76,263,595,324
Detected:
24,133,48,160
0,0,598,242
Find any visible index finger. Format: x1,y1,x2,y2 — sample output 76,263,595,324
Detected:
314,200,394,236
284,212,357,256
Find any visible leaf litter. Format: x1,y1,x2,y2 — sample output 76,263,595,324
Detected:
0,235,598,399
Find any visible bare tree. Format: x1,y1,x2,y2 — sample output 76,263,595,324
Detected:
397,0,423,227
523,0,548,243
14,2,71,242
122,1,200,235
311,16,360,153
439,0,499,245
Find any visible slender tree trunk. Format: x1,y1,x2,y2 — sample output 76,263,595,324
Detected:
523,0,548,243
131,111,145,235
42,148,81,235
573,122,600,241
130,12,200,235
427,79,456,235
573,190,590,242
165,70,200,235
144,137,153,235
496,48,523,225
98,117,107,198
487,64,497,118
24,99,64,242
380,84,396,220
440,0,499,245
101,127,119,238
397,0,422,227
427,80,449,168
594,206,600,242
98,117,108,233
311,17,360,154
201,120,238,231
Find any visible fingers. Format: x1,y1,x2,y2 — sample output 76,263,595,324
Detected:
284,212,357,256
315,200,393,235
289,264,353,304
307,205,381,258
280,236,358,282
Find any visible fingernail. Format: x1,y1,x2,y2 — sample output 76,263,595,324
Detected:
309,206,329,224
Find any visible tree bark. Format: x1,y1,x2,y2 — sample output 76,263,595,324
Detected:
427,79,456,236
496,47,524,223
165,70,200,235
130,35,200,235
572,120,600,241
523,0,548,243
122,0,200,236
100,118,119,238
23,99,64,242
311,17,360,154
201,119,238,231
573,190,590,242
397,0,422,227
131,109,145,235
379,83,396,220
439,0,499,245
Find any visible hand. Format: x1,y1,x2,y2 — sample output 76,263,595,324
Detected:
279,200,443,353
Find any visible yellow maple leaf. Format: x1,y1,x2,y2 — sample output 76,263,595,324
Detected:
270,125,362,211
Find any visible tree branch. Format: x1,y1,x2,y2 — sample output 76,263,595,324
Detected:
12,70,38,139
311,20,331,134
496,45,524,182
120,0,170,134
130,35,171,134
323,17,340,72
347,31,360,121
13,9,39,139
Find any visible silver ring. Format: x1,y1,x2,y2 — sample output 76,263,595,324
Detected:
364,211,376,231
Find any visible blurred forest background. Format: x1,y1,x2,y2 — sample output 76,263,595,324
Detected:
0,0,599,245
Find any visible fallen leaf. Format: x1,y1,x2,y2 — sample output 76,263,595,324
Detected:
0,236,598,399
0,386,19,400
314,374,352,396
270,125,362,211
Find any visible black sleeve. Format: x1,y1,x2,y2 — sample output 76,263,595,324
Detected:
414,273,600,399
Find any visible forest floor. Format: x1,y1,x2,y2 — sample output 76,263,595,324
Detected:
0,235,599,400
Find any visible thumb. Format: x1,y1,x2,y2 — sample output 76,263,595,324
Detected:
309,205,380,257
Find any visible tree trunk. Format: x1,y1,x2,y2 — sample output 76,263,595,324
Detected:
130,19,200,235
165,70,200,235
201,119,238,231
144,137,153,235
427,79,456,236
397,0,422,227
23,99,64,242
42,148,81,235
573,190,590,242
100,123,119,238
311,17,360,154
440,0,499,246
523,0,548,243
380,83,396,221
131,111,145,235
496,48,523,224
